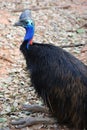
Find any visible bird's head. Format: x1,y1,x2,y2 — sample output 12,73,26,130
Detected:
14,10,35,47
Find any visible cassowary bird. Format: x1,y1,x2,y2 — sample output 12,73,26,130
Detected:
12,10,87,130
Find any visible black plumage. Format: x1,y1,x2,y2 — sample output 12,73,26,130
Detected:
20,40,87,129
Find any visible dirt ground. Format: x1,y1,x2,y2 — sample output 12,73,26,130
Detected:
0,0,87,130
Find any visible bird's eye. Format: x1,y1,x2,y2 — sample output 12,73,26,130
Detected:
24,20,34,26
31,22,33,25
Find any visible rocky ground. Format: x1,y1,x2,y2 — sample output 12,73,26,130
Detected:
0,0,87,130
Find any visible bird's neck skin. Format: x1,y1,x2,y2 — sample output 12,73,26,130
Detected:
24,26,34,47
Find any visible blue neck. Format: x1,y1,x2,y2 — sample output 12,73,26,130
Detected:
24,25,34,44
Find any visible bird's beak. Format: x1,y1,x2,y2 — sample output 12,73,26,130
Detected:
14,21,23,26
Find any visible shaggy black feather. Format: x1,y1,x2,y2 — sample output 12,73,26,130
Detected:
20,40,87,129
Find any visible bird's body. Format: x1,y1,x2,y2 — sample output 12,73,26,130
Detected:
14,10,87,129
20,40,87,129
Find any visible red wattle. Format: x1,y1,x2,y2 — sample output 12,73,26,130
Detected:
30,39,33,45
